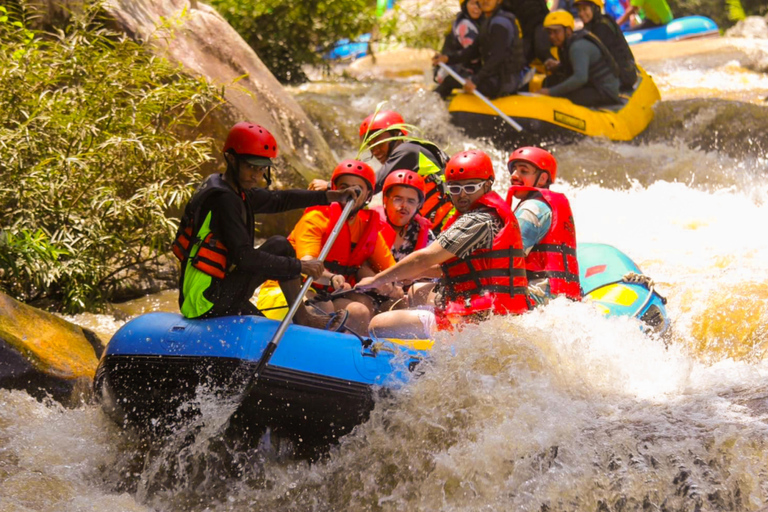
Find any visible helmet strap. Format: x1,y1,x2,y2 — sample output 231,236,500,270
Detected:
224,151,243,194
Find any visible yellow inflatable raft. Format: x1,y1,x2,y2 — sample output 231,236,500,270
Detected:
447,66,660,146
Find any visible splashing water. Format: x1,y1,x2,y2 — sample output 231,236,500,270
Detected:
6,42,768,511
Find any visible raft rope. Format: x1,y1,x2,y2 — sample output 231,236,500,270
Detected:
621,272,667,319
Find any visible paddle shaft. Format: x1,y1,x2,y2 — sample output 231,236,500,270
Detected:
252,199,356,378
438,62,524,133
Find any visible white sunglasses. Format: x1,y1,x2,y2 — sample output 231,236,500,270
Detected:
446,182,485,196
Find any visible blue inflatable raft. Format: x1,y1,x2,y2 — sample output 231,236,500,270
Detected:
95,314,422,451
324,33,371,61
624,15,719,45
95,244,668,450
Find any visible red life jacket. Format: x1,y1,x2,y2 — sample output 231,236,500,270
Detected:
172,174,234,280
507,187,582,300
294,203,382,290
439,191,531,321
374,206,432,255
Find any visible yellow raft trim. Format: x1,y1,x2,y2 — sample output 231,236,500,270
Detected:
386,337,435,351
448,65,661,141
588,282,639,307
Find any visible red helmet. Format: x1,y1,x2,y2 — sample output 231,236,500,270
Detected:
382,170,426,203
359,110,408,139
331,159,376,192
445,150,495,182
223,122,278,162
508,147,557,183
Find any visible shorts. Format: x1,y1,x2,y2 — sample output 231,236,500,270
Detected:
412,306,454,335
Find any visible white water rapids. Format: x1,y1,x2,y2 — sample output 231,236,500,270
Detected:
2,39,768,511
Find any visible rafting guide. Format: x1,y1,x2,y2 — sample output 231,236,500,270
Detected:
173,122,357,330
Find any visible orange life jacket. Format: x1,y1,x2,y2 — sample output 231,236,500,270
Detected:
374,206,432,254
420,175,454,232
507,187,582,300
439,191,531,322
172,174,234,280
293,203,381,290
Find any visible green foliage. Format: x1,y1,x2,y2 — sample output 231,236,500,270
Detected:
378,2,455,50
208,0,376,84
666,0,766,29
726,0,746,21
0,2,221,312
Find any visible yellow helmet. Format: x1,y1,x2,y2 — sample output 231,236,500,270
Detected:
575,0,605,9
543,10,575,30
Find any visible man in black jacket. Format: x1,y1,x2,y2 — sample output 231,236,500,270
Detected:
539,10,621,107
174,122,357,325
501,0,551,64
436,0,526,99
576,0,637,90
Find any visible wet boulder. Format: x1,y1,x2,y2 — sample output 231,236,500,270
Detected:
0,292,105,404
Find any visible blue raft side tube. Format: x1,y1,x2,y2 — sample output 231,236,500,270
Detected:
324,33,371,61
624,15,719,45
577,243,670,335
105,312,420,388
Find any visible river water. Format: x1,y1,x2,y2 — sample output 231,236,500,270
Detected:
3,40,768,511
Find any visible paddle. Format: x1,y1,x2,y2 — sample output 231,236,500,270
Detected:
248,199,357,383
437,62,524,133
306,287,391,306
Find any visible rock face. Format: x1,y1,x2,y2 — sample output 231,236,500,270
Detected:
725,16,768,39
0,292,104,404
107,0,336,182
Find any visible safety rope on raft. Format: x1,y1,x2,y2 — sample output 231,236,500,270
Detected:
621,271,668,319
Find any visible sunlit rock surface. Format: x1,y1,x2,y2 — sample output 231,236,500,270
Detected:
0,292,104,404
105,0,335,184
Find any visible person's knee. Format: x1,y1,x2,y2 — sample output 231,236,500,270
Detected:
369,311,396,336
345,301,372,323
260,235,295,258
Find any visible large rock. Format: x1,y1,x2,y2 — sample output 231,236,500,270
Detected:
0,292,105,404
348,48,436,79
36,0,338,236
725,16,768,39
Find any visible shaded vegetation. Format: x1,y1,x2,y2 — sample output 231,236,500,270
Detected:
0,2,221,313
661,0,766,30
209,0,376,84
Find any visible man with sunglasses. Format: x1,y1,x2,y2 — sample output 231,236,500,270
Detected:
173,122,356,328
355,149,530,339
507,146,581,303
